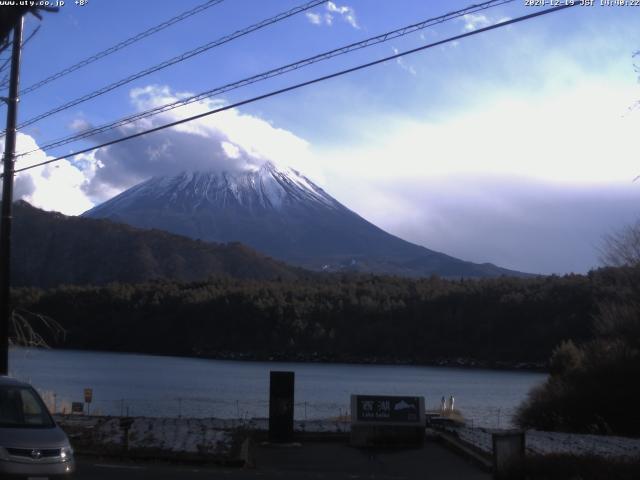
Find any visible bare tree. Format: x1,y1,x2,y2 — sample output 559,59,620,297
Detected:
601,50,640,266
10,309,64,348
600,220,640,267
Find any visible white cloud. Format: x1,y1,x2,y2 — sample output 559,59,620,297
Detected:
461,13,491,32
327,1,359,29
10,86,318,214
326,175,640,274
12,133,94,215
221,141,240,159
392,47,417,76
69,118,91,132
306,2,358,28
302,73,640,273
81,85,317,203
145,139,173,162
305,12,321,25
314,80,639,185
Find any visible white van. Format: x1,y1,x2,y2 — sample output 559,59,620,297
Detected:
0,376,75,478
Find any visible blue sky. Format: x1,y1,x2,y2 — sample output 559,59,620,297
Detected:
8,0,640,274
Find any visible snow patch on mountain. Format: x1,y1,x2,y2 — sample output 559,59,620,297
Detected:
87,162,341,217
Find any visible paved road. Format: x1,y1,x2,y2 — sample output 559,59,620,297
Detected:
74,440,491,479
74,459,253,479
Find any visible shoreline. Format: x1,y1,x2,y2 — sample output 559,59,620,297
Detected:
12,345,548,373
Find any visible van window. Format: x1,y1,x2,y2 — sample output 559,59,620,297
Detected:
0,386,54,428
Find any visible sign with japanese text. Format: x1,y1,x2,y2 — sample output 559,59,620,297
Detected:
351,395,424,425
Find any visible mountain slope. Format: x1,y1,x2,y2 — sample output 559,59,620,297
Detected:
11,201,303,288
84,162,528,278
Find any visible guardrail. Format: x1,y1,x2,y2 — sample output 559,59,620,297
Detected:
38,389,516,427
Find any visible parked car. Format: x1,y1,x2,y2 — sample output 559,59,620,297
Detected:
0,376,75,478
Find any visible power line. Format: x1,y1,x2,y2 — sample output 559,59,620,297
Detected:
0,40,11,57
19,0,226,96
13,0,327,132
0,25,40,87
0,56,12,78
12,3,577,177
18,0,515,157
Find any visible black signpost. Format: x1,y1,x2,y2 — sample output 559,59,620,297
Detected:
268,371,295,443
119,417,135,452
84,388,93,415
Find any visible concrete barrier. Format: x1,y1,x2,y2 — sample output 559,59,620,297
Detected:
492,430,525,479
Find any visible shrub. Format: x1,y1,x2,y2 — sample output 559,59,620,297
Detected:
548,340,583,376
515,308,640,436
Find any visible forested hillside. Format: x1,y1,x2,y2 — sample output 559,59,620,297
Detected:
14,265,638,367
11,201,304,287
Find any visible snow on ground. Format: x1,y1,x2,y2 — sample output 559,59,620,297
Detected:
232,418,350,433
526,430,640,458
56,416,234,456
55,415,350,457
448,425,640,459
59,414,640,460
294,419,351,433
127,418,232,454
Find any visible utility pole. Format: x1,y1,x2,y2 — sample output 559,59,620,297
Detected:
0,17,24,375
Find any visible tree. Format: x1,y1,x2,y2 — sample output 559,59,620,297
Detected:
516,222,640,435
599,220,640,267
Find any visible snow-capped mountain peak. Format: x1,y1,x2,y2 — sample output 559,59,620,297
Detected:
89,162,341,217
83,162,526,278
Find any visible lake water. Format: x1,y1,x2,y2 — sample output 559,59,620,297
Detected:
9,347,547,428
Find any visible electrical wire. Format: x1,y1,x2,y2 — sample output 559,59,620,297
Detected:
13,0,327,131
17,0,515,157
11,3,578,177
0,25,41,90
19,0,226,96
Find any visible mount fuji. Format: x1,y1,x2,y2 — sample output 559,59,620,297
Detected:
83,162,525,278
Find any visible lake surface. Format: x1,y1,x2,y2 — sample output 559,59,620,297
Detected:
9,347,547,427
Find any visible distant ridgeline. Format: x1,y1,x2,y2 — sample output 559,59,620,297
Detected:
13,265,640,368
10,200,306,287
9,200,522,288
